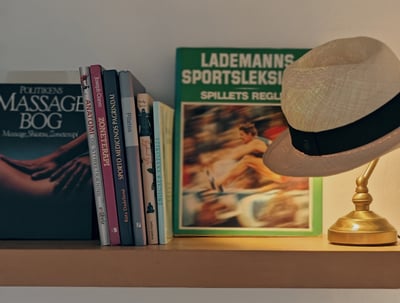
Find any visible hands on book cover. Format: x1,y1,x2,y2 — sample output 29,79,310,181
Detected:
0,75,96,240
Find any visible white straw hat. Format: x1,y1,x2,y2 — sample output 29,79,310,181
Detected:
263,36,400,177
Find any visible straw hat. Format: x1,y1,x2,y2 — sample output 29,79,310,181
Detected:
263,36,400,176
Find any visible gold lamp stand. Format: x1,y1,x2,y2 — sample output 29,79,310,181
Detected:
328,158,398,245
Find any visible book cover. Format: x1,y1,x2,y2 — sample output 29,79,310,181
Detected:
136,93,159,244
103,69,134,245
79,66,110,246
89,64,120,245
174,47,323,236
0,71,97,240
153,101,174,244
119,70,147,246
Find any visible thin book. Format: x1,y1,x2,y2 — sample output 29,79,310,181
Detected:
79,66,110,246
137,92,159,244
103,69,134,245
153,101,174,244
119,70,147,246
90,64,120,245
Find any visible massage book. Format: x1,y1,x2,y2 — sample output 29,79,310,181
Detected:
0,71,97,240
173,47,323,236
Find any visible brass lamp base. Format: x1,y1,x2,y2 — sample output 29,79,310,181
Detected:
327,158,398,246
328,210,398,245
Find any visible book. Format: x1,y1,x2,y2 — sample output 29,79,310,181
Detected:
136,92,159,244
173,47,323,236
79,66,110,246
89,64,120,245
118,70,147,246
153,101,175,244
0,71,97,240
103,69,134,245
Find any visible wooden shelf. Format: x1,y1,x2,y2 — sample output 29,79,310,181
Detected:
0,236,399,288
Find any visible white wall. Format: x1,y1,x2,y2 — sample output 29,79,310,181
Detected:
1,0,400,301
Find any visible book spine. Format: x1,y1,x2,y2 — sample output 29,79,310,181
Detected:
89,64,120,246
153,101,174,244
103,69,134,245
152,102,170,244
119,71,147,246
79,66,110,246
136,93,159,244
153,105,164,243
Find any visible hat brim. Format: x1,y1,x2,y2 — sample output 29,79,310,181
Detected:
263,127,400,177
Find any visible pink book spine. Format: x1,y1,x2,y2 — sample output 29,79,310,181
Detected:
90,64,120,245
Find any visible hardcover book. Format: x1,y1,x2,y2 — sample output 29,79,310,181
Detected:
79,66,110,245
173,47,323,236
137,93,159,244
0,71,97,240
89,65,120,245
103,69,134,245
119,70,147,246
153,101,174,244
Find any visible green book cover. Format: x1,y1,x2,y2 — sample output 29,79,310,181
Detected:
173,47,322,236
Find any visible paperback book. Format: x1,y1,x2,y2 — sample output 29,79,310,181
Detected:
0,71,97,240
103,69,134,245
153,101,174,244
173,47,322,236
79,66,110,245
89,64,120,245
119,71,147,245
137,93,159,244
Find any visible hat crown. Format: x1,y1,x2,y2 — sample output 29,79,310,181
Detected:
282,36,400,132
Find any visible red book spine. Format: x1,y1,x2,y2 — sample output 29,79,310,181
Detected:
90,64,120,245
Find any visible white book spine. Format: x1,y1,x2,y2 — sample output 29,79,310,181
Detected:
153,101,174,244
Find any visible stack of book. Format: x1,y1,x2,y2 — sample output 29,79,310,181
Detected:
0,47,322,244
79,65,174,246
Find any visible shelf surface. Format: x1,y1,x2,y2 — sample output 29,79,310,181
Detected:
0,236,399,288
